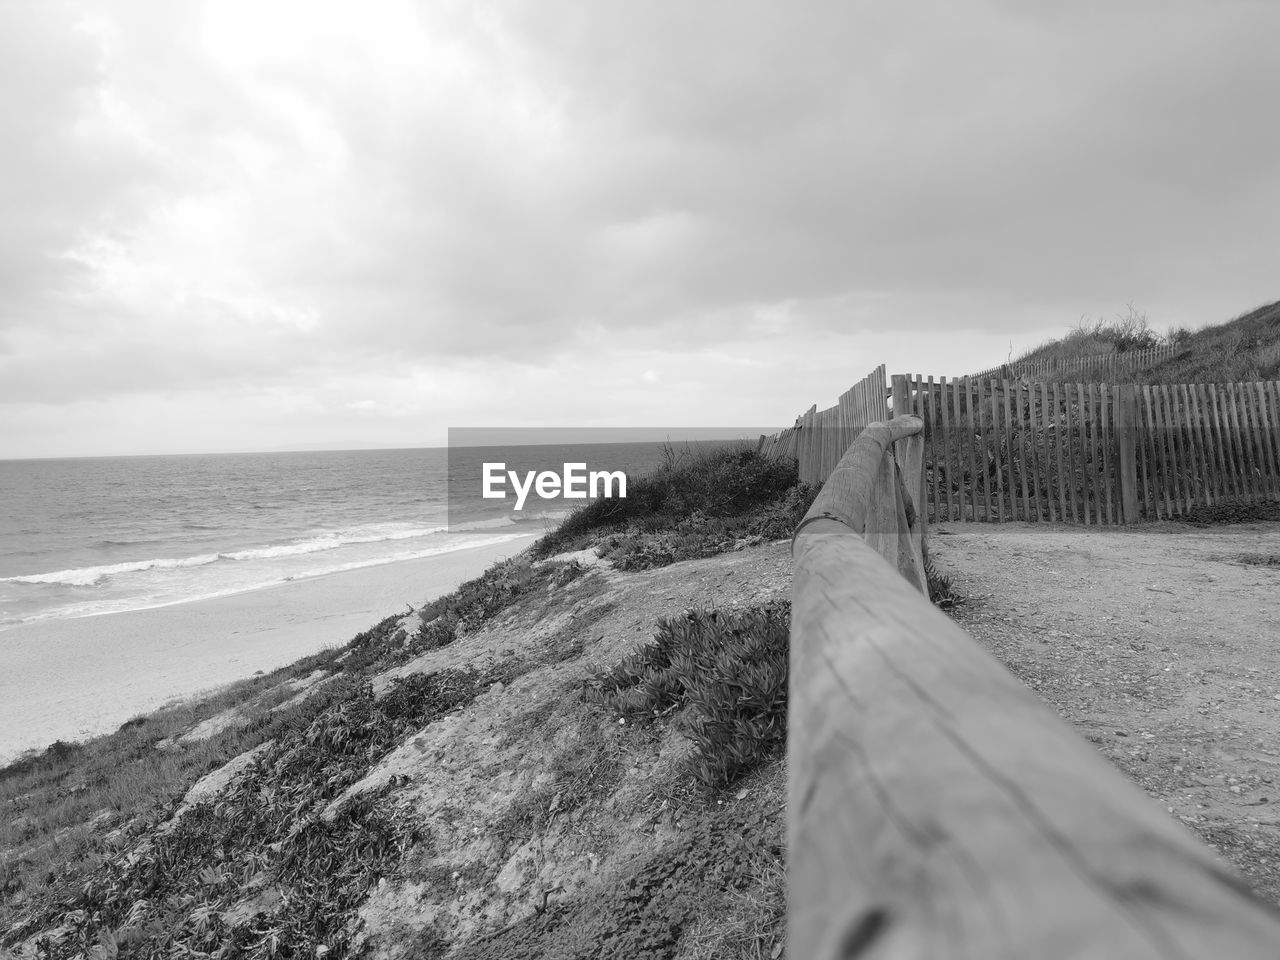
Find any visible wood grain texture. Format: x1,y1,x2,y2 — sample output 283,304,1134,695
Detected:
1116,384,1139,523
1182,383,1207,508
1099,384,1113,524
789,528,1280,959
925,377,941,524
1219,384,1244,498
959,379,974,521
1144,385,1164,518
1233,383,1258,499
1051,383,1069,523
1002,383,1016,521
1012,381,1031,522
989,381,1004,522
941,379,952,520
1259,382,1280,497
1264,386,1274,496
971,380,986,521
1239,383,1265,498
796,415,924,546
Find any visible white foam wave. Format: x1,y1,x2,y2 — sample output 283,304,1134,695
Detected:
1,553,221,587
1,525,451,585
219,525,448,561
293,533,530,580
1,532,534,627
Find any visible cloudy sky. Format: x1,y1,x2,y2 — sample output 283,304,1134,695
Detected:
1,0,1276,457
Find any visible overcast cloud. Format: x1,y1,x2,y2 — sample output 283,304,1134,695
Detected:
1,0,1277,456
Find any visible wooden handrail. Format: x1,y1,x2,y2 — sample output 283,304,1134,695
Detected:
794,414,927,594
788,419,1280,959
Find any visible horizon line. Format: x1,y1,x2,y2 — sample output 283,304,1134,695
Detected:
0,431,782,462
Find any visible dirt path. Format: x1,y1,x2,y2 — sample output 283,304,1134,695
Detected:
929,520,1280,904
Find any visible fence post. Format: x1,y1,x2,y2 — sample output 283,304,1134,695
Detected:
1117,383,1140,523
891,375,928,573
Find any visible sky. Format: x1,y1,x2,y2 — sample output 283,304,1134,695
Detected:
1,0,1277,458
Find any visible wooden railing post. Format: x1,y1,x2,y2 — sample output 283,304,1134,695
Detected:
1117,383,1140,523
795,415,926,594
891,375,928,575
789,420,1280,958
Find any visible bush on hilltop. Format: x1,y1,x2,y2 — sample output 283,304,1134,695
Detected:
531,443,816,569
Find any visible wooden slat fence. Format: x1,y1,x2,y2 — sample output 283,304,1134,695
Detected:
757,365,888,487
898,376,1122,524
898,376,1280,523
762,369,1279,524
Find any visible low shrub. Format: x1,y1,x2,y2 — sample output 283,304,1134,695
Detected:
532,444,815,570
584,604,789,790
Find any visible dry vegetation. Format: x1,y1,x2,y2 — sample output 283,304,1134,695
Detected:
1009,299,1280,385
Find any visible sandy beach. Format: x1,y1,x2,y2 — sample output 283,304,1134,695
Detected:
0,535,536,765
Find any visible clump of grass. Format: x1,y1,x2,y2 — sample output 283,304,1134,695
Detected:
413,558,562,652
924,552,959,608
676,784,785,960
549,559,587,587
11,666,510,958
532,444,815,570
584,604,789,791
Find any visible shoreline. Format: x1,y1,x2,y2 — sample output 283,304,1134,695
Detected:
0,535,536,765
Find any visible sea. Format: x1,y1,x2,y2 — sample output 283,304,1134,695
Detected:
0,442,692,630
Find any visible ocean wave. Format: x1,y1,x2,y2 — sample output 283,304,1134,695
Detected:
1,524,452,586
219,525,447,561
293,533,530,580
0,532,534,627
1,553,222,586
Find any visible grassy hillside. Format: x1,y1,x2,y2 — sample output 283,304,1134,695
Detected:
1009,299,1280,383
0,446,822,959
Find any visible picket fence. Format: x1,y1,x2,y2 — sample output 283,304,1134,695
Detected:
761,365,1280,523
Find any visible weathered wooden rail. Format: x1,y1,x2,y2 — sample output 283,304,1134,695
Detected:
788,414,1280,958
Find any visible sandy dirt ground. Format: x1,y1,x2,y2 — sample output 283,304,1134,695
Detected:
0,536,535,764
929,519,1280,905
